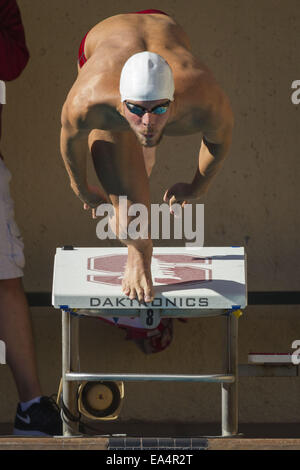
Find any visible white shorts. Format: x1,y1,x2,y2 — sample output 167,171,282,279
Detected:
0,158,25,279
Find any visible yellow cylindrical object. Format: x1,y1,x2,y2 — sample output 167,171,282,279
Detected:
233,309,243,319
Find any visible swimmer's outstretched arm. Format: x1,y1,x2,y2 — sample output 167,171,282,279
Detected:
60,106,108,209
164,89,234,209
190,130,233,197
191,85,234,196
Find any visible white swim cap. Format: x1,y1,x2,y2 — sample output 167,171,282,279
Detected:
119,51,175,102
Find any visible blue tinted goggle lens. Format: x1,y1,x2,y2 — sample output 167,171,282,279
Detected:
153,106,169,114
125,102,169,116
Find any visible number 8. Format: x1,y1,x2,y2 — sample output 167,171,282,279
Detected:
146,309,154,326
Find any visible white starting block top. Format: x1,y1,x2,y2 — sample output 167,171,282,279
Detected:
52,246,247,314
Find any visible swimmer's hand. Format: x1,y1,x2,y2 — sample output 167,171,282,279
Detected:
163,183,198,214
82,185,109,219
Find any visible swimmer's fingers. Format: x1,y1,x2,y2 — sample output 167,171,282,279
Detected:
168,195,177,214
164,183,191,202
164,187,189,214
83,204,99,219
163,188,171,203
164,190,180,208
166,196,186,215
83,202,94,212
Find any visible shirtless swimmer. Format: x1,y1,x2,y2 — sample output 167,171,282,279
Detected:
60,10,234,304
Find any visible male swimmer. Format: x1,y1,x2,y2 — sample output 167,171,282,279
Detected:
60,9,234,304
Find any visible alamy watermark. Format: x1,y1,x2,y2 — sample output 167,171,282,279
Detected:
291,80,300,105
0,340,6,364
291,340,300,365
95,196,204,247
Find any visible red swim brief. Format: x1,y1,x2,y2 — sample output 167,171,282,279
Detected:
78,9,170,68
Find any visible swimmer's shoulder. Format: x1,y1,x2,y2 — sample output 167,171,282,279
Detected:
62,76,124,132
167,63,233,135
185,72,234,138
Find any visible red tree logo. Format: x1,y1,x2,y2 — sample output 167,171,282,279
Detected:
87,254,212,286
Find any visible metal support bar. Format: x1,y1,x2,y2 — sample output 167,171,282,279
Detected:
221,313,238,436
62,311,80,436
65,372,235,383
67,308,228,319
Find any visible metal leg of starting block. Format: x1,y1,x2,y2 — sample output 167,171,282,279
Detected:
60,308,240,437
62,310,80,436
221,312,239,436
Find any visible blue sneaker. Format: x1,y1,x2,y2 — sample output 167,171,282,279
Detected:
13,396,62,436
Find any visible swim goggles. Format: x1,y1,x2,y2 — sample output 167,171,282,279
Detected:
125,101,170,117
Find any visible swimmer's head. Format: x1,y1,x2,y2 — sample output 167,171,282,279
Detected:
119,52,174,147
119,51,175,102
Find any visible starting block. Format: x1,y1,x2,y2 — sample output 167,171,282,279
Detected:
52,246,247,437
